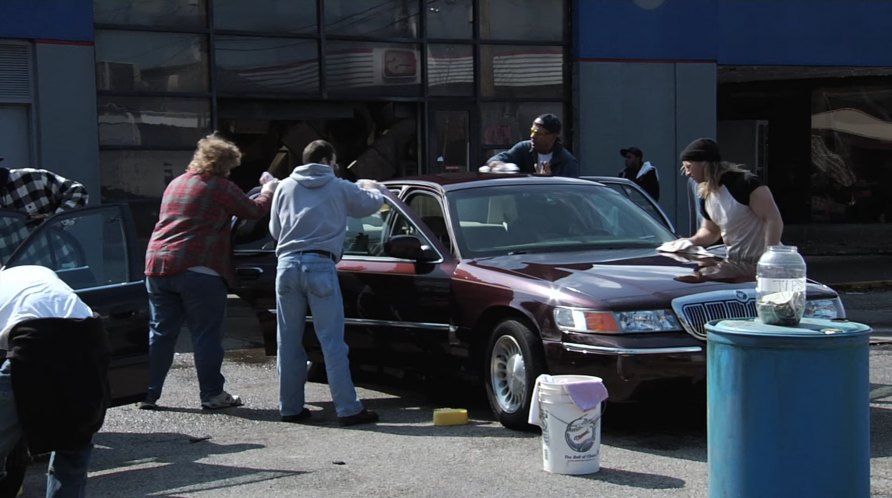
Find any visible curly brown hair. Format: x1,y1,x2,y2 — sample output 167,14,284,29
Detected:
187,134,242,176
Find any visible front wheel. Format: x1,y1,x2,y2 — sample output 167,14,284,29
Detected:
484,320,546,430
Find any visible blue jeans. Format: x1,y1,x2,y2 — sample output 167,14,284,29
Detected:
276,254,363,418
0,360,93,498
146,272,228,403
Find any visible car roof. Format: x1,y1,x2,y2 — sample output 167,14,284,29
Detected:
382,172,596,193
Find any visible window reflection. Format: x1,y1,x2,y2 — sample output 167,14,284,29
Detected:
325,0,419,37
480,102,562,147
426,0,472,39
95,30,208,92
215,36,318,93
98,97,211,147
811,86,892,223
325,41,420,96
479,0,563,41
480,45,564,98
94,0,206,29
100,150,194,199
428,44,473,96
214,0,316,33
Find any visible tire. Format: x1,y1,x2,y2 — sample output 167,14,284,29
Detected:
484,320,546,430
0,437,29,498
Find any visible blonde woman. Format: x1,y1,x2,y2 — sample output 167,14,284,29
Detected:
142,133,278,410
676,137,783,264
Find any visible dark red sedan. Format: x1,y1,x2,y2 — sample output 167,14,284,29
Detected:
233,173,845,429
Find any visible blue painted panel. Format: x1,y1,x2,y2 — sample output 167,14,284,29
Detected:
0,0,93,42
576,0,719,61
716,1,892,66
577,0,892,66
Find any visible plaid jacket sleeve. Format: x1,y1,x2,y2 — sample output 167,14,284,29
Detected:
1,169,89,216
43,170,89,212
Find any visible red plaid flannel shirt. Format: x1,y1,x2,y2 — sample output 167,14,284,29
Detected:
145,171,272,287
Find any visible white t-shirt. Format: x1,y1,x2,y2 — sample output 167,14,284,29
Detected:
0,265,93,349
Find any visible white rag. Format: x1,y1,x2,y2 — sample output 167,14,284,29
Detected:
657,238,712,256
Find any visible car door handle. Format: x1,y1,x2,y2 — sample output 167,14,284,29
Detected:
237,267,263,279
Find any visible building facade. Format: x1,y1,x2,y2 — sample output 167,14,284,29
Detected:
2,0,892,250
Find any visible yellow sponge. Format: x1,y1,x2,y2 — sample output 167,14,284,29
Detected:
433,408,469,426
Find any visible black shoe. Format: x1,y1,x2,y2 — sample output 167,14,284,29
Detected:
281,408,312,423
337,409,379,426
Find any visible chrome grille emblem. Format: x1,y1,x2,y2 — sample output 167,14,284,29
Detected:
672,289,757,341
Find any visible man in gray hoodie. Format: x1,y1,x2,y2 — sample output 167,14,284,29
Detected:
269,139,384,426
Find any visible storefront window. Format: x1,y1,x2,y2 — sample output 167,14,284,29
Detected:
98,97,211,147
428,44,473,96
811,86,892,223
215,36,318,94
325,0,419,38
426,0,472,39
100,150,194,200
480,102,563,149
325,41,421,97
214,0,316,33
479,0,563,41
94,0,207,29
95,30,208,93
479,45,563,98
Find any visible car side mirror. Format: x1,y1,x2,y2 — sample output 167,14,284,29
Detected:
384,235,438,261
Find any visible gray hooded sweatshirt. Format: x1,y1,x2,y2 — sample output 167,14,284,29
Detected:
270,163,384,260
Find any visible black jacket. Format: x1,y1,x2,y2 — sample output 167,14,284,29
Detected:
7,317,110,454
488,140,580,177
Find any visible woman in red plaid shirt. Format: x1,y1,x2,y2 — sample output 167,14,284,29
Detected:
141,134,279,411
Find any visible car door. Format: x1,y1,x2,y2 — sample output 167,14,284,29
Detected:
336,190,455,372
232,189,456,372
2,205,149,406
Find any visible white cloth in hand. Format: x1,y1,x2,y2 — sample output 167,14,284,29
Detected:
657,238,710,256
259,171,276,185
260,179,279,194
356,179,380,190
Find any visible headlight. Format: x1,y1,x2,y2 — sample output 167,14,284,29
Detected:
804,298,845,320
615,310,682,333
554,307,681,334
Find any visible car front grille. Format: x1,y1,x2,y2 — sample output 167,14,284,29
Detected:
672,289,757,341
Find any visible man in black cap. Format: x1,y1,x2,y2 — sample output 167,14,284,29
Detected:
485,114,579,177
618,146,660,201
659,137,783,265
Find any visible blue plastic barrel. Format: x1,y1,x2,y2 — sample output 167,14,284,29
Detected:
706,318,871,498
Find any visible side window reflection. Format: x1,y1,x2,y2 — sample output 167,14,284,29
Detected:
344,200,432,257
7,208,131,290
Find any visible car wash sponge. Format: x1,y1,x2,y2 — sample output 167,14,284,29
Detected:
433,408,469,426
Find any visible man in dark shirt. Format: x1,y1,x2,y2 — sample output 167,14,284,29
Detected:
618,147,660,201
486,114,579,177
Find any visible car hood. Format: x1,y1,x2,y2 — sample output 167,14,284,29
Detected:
464,248,758,307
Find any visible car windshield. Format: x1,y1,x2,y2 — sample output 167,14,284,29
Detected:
0,210,33,267
447,183,677,258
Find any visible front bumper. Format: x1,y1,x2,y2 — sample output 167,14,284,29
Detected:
543,333,707,401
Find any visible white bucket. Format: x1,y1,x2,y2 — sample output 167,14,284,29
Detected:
537,375,603,475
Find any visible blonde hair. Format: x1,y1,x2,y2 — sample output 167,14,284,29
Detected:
683,161,750,198
187,134,242,176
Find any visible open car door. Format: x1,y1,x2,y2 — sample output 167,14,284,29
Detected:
1,205,149,406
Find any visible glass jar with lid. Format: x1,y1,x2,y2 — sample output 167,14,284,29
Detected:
756,245,807,326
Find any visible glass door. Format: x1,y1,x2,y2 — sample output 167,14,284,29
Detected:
428,103,477,173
